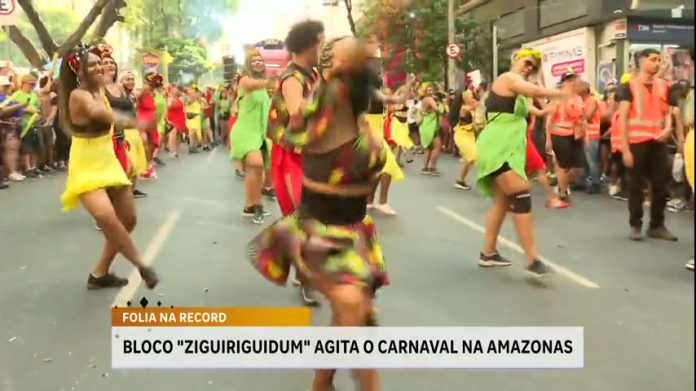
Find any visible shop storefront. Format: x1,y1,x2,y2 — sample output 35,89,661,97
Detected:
523,27,597,87
624,20,694,84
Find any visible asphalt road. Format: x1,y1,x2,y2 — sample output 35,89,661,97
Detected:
0,147,693,391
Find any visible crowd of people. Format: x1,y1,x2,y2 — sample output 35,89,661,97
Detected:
1,15,692,390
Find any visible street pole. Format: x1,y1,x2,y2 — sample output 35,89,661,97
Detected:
492,23,498,80
447,0,455,89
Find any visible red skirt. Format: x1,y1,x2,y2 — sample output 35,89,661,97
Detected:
271,144,303,217
113,134,129,174
525,126,546,174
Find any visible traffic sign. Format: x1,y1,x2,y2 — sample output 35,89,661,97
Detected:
0,0,18,26
446,43,461,59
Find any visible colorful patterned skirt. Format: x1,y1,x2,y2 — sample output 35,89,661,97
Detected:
248,213,389,295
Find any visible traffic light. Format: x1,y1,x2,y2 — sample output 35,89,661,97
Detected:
223,56,236,81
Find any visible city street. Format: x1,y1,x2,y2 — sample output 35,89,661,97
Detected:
0,148,693,391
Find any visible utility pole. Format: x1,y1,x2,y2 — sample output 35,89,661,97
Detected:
492,23,498,80
447,0,455,89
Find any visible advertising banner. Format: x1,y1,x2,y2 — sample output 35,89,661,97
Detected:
141,52,162,75
524,27,596,87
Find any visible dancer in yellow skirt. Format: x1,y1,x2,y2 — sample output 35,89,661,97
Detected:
365,86,408,216
185,86,203,153
453,90,478,190
58,42,159,290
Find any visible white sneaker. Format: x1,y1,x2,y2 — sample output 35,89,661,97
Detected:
608,184,619,196
686,259,694,271
375,203,397,216
367,203,375,210
8,172,25,182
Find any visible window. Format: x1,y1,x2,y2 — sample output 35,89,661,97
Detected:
539,0,588,28
495,11,524,40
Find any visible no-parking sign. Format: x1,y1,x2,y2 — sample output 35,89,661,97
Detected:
446,43,461,59
0,0,18,26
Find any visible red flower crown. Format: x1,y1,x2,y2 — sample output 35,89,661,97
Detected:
145,72,164,87
67,42,103,74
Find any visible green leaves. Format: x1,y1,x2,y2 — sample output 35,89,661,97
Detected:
151,37,211,81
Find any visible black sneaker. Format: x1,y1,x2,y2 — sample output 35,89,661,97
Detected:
139,267,159,289
646,226,678,242
153,157,166,166
454,181,471,190
241,206,255,217
429,169,442,177
0,182,8,190
300,285,320,307
629,226,643,241
478,252,512,267
38,165,52,173
252,205,265,224
526,259,551,277
23,169,38,178
262,187,276,199
87,273,129,290
132,189,148,198
611,191,629,201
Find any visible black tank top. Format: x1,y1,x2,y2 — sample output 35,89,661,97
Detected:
105,87,135,115
485,91,516,114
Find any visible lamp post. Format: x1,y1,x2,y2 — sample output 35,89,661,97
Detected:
447,0,455,89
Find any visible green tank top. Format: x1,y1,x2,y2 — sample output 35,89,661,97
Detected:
236,88,271,136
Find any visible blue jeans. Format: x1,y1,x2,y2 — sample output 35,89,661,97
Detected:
584,139,601,185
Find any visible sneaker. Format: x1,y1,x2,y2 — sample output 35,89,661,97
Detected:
454,181,471,190
375,203,397,216
139,267,159,289
429,169,442,177
252,205,265,225
241,206,255,217
38,164,52,173
0,181,8,190
611,190,629,201
478,252,512,267
8,172,25,182
87,273,128,290
235,169,246,179
291,276,301,286
153,157,166,166
546,198,570,209
300,285,320,307
23,169,38,178
629,226,643,241
262,187,276,199
132,189,148,198
686,259,694,271
646,226,678,242
420,168,430,175
585,184,601,194
608,184,620,197
526,259,551,277
367,203,375,210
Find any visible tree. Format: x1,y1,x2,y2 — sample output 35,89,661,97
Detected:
357,0,492,83
1,0,127,68
343,0,357,36
151,37,211,82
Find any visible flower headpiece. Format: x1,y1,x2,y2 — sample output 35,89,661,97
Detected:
97,43,114,60
514,48,542,61
318,37,349,74
67,42,102,75
145,72,164,87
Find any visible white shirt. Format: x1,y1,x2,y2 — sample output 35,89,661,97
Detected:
406,99,420,124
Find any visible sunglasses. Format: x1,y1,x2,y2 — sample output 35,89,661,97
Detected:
524,60,539,73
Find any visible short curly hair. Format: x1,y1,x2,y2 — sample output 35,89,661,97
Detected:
285,20,324,55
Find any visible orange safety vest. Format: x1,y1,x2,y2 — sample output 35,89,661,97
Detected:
627,78,668,144
585,97,601,140
610,111,622,153
551,96,583,138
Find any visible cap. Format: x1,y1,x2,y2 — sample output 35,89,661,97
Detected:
21,74,38,84
0,75,11,86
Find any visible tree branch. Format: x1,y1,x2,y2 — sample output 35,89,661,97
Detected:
343,0,356,36
92,0,127,41
56,0,111,57
17,0,58,55
2,26,46,67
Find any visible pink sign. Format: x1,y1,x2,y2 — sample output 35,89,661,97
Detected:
551,60,585,77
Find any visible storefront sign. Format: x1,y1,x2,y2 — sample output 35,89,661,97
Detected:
627,22,694,44
612,18,627,40
0,0,18,26
524,27,594,87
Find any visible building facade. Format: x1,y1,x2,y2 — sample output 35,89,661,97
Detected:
462,0,694,89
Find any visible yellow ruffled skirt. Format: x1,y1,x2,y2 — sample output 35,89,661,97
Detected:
187,115,202,140
60,133,132,211
685,129,694,191
365,114,404,182
124,129,148,177
389,117,414,149
454,124,477,162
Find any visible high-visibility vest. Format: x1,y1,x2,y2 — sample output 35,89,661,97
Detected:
585,97,601,140
627,78,668,144
610,111,622,153
550,96,583,137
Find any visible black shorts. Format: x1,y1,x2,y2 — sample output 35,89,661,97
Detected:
20,128,44,154
408,122,419,134
551,135,585,169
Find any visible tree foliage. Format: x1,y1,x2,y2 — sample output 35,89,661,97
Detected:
151,37,211,82
357,0,492,82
